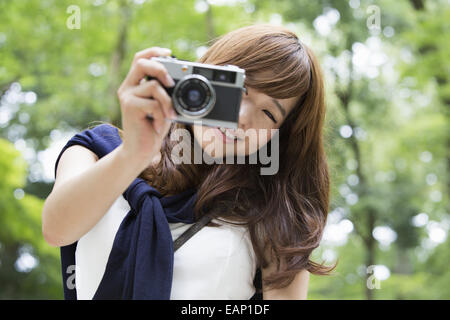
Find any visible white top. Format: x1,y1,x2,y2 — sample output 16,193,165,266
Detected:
74,195,257,300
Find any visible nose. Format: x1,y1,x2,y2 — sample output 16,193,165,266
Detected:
237,100,251,131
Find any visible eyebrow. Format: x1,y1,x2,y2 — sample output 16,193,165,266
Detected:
272,98,286,117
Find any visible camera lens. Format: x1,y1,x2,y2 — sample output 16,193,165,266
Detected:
181,84,206,110
173,74,215,118
188,90,201,104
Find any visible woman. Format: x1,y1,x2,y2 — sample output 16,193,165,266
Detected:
42,24,334,300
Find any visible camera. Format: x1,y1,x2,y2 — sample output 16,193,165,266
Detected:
147,56,246,129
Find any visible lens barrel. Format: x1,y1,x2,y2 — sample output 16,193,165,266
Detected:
172,74,216,118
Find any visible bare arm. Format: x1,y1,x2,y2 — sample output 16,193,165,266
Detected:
42,144,148,247
42,46,177,247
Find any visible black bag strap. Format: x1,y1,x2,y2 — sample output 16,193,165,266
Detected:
173,214,214,252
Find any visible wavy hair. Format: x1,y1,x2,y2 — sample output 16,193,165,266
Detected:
102,24,336,290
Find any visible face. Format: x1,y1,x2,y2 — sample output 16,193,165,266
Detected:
191,86,299,159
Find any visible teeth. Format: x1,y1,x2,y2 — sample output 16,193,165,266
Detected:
219,127,237,140
225,130,236,139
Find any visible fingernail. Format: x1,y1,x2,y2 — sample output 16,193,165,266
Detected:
162,48,172,55
165,74,175,87
171,110,177,119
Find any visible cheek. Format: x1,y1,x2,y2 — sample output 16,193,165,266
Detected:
236,128,276,156
254,128,274,150
260,128,275,145
191,124,278,158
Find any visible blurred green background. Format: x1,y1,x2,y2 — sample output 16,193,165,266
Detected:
0,0,448,299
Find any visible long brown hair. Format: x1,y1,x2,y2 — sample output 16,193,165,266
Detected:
104,24,335,290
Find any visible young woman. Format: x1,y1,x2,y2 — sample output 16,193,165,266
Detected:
42,24,334,300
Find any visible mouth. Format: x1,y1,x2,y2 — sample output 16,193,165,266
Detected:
218,127,243,141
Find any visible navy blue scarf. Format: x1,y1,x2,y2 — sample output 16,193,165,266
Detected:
54,124,197,299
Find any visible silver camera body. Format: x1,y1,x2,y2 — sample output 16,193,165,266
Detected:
150,56,246,129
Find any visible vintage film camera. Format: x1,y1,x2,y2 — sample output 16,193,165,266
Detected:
147,56,246,129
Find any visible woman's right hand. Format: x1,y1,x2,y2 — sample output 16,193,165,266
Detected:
117,46,177,169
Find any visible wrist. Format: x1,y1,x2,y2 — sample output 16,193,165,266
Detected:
116,143,153,175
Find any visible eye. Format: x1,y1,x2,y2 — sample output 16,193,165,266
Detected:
263,109,277,123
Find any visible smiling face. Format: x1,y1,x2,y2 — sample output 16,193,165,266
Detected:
189,24,312,160
191,86,299,158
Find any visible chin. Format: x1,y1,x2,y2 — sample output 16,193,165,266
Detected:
201,141,253,160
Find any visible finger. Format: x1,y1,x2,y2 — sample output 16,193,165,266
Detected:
131,80,177,119
123,95,166,134
132,47,172,65
124,59,175,88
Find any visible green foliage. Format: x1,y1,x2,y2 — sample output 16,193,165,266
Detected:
0,139,61,299
0,0,448,299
